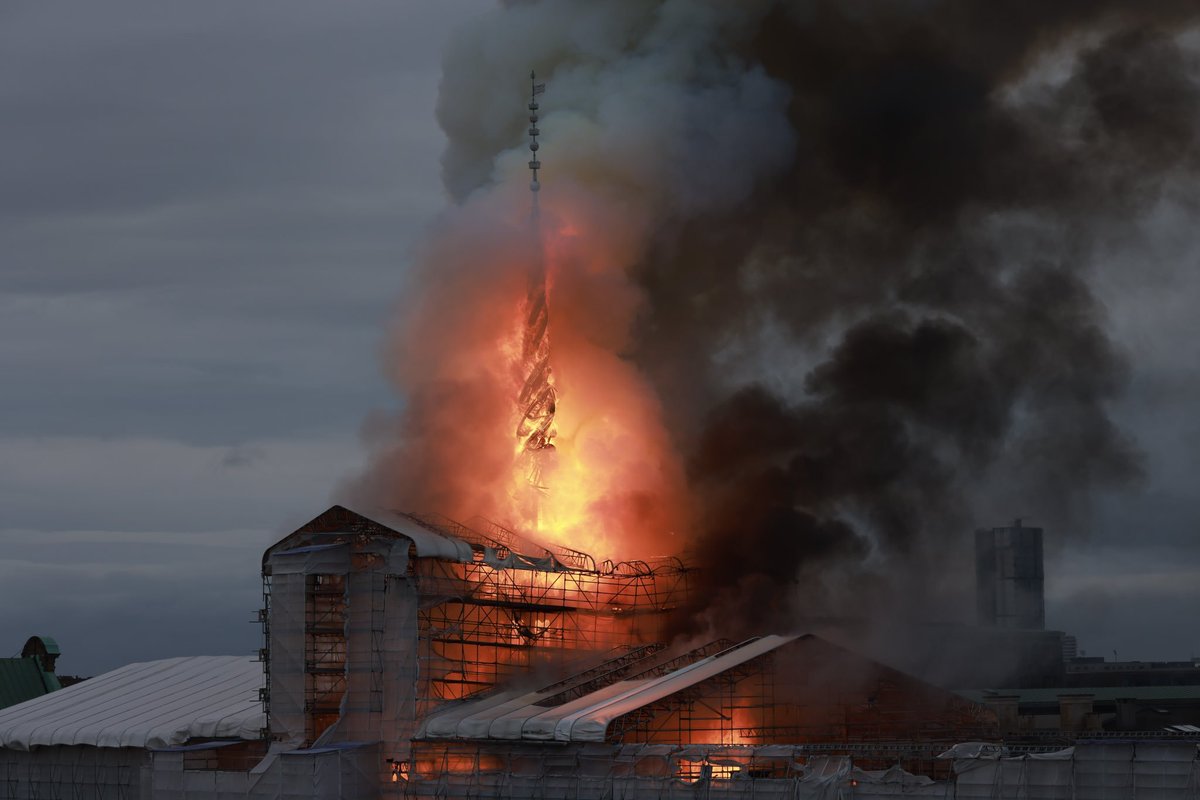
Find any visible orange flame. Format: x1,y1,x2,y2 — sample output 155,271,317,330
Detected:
368,179,686,561
501,189,687,558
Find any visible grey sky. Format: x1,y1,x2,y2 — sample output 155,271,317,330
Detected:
0,0,490,674
1,1,1197,676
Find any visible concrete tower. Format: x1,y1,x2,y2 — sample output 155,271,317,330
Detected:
975,519,1045,630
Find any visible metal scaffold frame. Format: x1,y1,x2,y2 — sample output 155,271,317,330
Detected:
595,638,999,751
605,648,777,746
305,573,347,743
412,551,690,710
259,505,693,748
402,740,971,799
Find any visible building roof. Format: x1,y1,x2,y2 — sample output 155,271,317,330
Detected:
24,636,59,656
264,505,475,566
0,659,59,710
959,686,1200,706
0,655,264,751
265,505,574,572
419,635,798,743
352,507,476,562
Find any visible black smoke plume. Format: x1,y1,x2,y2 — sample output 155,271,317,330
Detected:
646,2,1196,635
364,1,1200,639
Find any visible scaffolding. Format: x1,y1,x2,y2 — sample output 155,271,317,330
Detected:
409,514,689,711
401,741,970,799
402,740,1200,800
603,641,778,746
259,505,691,754
413,632,1002,782
600,636,998,750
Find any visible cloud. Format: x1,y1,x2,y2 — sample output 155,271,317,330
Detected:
0,432,365,673
0,434,360,533
0,0,492,675
1046,543,1200,660
1,0,1199,674
0,527,269,674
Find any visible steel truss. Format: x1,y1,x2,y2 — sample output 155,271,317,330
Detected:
413,554,689,710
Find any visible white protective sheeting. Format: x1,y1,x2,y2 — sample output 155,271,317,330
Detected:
267,570,308,744
322,541,421,759
521,680,649,741
951,742,1200,800
418,635,797,744
457,691,549,739
565,635,797,742
0,655,264,751
353,507,476,563
419,691,525,739
408,742,956,800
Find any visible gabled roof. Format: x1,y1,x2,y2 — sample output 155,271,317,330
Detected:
0,655,263,751
264,505,475,567
419,635,799,743
263,504,576,573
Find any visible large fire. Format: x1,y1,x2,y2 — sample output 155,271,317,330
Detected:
364,172,687,561
363,78,688,563
474,75,688,559
499,203,686,558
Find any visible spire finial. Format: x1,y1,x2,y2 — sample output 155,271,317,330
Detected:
528,71,546,196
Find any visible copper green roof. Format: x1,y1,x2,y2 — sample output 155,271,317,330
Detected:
0,658,60,710
32,636,60,656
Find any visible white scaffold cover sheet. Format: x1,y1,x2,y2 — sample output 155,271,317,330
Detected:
419,635,799,743
0,655,265,751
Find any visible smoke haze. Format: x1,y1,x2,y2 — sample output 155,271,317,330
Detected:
351,0,1200,634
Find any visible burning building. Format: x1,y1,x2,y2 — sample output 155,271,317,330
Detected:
259,504,689,759
1,503,1198,799
5,0,1200,796
0,504,1004,797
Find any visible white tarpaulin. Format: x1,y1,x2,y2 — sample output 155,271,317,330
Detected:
417,635,797,743
354,508,476,562
0,655,264,751
519,680,648,740
564,635,796,742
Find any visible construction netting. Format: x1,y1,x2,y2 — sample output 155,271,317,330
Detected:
402,740,1200,800
148,741,379,800
952,741,1200,799
404,742,951,799
315,537,419,764
0,745,150,800
267,543,350,746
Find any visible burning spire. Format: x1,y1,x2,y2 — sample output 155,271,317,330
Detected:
514,72,556,524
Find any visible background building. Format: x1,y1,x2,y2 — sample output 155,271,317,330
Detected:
976,520,1046,630
0,637,62,711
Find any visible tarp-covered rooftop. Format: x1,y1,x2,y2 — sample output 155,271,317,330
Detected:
418,635,797,743
264,504,592,573
0,655,263,751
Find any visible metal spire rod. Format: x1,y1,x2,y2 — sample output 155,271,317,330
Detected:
516,71,556,519
528,71,545,214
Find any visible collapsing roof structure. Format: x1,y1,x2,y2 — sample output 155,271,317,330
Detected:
417,632,996,748
419,636,800,743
